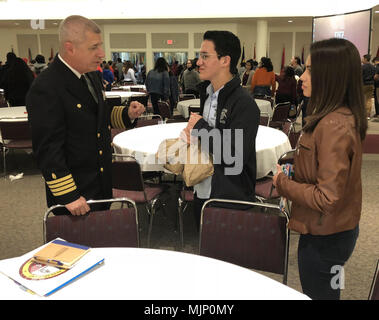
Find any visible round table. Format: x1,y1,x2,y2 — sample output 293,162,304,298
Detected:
113,122,291,178
255,99,272,117
176,98,272,119
0,106,28,122
105,91,147,103
0,247,309,300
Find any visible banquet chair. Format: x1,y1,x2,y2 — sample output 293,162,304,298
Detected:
199,198,290,284
112,154,168,247
0,120,32,176
157,100,171,119
136,114,163,128
177,186,194,249
259,112,270,126
255,149,295,202
188,106,201,115
368,259,379,300
43,198,139,248
269,102,292,129
179,93,196,101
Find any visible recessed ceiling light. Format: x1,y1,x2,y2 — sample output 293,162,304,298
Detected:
288,20,293,23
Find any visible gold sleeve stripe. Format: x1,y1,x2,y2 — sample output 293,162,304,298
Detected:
114,106,122,129
50,182,76,193
46,174,73,186
52,186,77,197
110,106,117,128
111,106,126,129
47,178,74,190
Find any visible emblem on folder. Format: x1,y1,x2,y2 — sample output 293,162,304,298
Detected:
19,258,67,280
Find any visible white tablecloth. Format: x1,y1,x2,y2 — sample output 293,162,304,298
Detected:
176,98,272,118
0,106,28,122
176,99,200,119
0,247,309,300
255,99,273,117
113,123,291,178
105,91,146,103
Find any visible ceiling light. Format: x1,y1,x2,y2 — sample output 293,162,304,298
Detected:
288,20,293,23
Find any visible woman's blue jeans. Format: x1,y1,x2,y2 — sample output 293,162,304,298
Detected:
298,225,359,300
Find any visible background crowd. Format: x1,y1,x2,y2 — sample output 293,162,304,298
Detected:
1,51,379,120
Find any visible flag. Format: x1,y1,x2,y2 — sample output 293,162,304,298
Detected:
253,43,256,60
28,48,32,62
281,46,285,71
241,44,245,64
301,47,305,65
50,48,54,59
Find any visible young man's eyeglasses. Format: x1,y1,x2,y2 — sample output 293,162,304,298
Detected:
198,53,221,61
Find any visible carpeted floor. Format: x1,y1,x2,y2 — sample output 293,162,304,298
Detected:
0,120,378,300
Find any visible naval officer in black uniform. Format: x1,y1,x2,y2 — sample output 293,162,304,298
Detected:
26,15,145,215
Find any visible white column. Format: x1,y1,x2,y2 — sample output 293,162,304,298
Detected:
256,20,268,60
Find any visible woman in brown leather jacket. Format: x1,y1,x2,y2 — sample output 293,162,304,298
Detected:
273,38,367,300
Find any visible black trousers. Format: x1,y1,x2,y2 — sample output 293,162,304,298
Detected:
149,93,164,115
298,225,359,300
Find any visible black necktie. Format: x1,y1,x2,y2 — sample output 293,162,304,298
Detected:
80,74,98,103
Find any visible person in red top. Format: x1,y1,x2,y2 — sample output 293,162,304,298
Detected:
275,66,298,106
250,57,276,97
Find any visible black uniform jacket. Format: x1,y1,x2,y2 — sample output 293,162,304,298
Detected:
193,76,260,202
26,55,135,207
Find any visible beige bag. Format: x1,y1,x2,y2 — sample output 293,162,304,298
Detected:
156,138,185,175
156,137,214,186
182,143,214,187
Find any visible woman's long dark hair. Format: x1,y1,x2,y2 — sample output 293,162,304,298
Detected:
154,57,168,73
260,57,273,72
303,38,367,140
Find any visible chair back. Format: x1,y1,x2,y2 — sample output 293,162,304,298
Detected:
43,198,139,247
199,198,290,284
281,121,293,136
259,112,270,126
271,102,291,122
136,114,163,128
0,120,31,140
130,94,149,107
278,149,295,165
106,96,122,108
179,93,196,101
157,100,171,119
112,154,145,192
369,259,379,300
188,106,201,115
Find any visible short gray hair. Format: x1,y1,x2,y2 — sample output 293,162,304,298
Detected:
59,15,101,47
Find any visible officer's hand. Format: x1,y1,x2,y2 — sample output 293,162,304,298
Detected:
65,196,90,216
128,101,145,120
